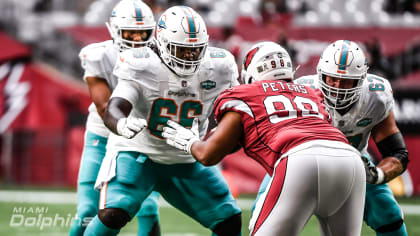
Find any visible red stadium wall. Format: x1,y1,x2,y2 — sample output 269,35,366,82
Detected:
0,31,90,187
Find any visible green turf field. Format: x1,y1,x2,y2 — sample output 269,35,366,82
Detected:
1,189,420,235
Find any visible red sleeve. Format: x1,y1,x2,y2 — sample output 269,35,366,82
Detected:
214,88,237,123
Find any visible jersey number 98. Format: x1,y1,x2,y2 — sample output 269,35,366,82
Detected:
264,95,324,123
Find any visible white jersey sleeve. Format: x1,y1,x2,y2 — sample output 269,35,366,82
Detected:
207,47,239,87
79,40,119,137
110,78,142,107
79,40,118,87
364,74,394,123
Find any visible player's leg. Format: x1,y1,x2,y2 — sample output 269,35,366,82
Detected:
84,151,155,236
362,153,407,236
365,183,407,236
135,191,161,236
250,156,316,236
69,131,107,236
154,161,242,236
252,174,271,213
316,149,365,236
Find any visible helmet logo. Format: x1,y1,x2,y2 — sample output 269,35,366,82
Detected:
336,40,352,74
157,15,167,32
243,47,260,70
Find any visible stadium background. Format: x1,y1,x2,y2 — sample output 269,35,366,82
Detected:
0,0,420,235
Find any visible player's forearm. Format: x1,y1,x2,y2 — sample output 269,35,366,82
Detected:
190,141,225,166
86,76,112,120
191,112,243,166
377,157,404,182
104,97,133,134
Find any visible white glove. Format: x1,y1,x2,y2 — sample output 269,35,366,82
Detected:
116,117,147,139
162,118,200,154
361,155,385,184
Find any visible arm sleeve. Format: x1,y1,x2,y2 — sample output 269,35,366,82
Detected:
111,79,142,106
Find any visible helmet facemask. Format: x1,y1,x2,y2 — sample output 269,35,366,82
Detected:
117,27,154,50
319,73,365,110
166,41,207,76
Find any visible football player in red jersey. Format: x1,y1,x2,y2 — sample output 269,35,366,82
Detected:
163,41,366,236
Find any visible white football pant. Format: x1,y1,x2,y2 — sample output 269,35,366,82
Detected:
250,142,366,236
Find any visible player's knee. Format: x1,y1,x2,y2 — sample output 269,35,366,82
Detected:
75,204,97,227
139,201,159,216
98,208,130,229
77,203,97,218
212,213,242,236
376,219,404,233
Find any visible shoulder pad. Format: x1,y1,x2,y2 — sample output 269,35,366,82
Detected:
363,74,394,113
206,47,235,63
114,47,161,81
79,40,113,63
119,46,160,72
294,74,319,89
204,47,237,73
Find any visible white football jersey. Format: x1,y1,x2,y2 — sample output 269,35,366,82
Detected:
295,74,394,153
79,40,119,137
108,46,239,164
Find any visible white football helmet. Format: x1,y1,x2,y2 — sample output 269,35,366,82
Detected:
317,40,369,110
155,6,209,76
106,0,155,51
240,41,293,84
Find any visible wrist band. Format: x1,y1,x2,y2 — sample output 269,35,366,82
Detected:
376,168,385,184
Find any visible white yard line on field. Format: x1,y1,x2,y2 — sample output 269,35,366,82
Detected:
0,190,419,215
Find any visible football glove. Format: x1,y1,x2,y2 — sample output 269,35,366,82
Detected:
162,118,200,154
361,155,385,185
116,117,147,139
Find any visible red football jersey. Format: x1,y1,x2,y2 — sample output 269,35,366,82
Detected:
214,80,348,175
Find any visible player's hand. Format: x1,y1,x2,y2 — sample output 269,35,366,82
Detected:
162,118,200,154
361,155,385,184
116,117,147,139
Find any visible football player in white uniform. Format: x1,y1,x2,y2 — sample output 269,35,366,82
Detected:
254,39,409,236
83,6,242,236
69,1,161,235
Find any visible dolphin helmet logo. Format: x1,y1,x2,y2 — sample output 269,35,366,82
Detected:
157,15,167,32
